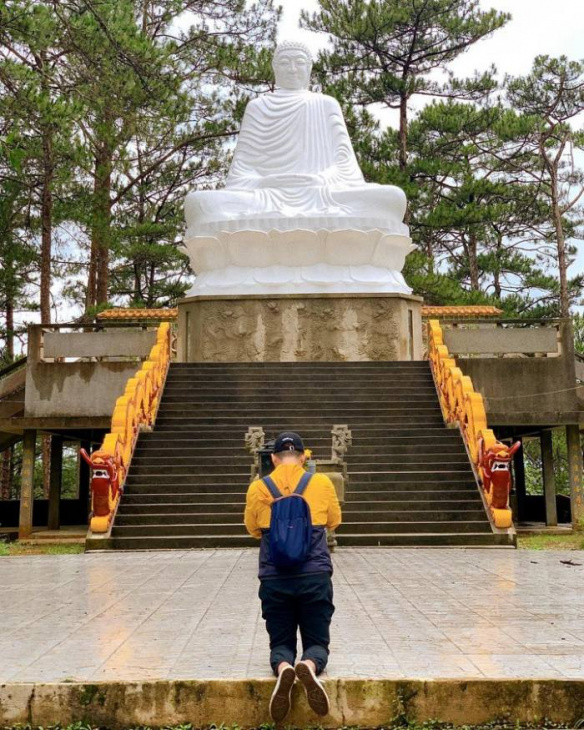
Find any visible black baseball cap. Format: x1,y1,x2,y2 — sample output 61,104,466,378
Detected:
274,431,305,454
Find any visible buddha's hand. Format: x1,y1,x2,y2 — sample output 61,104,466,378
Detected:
258,173,323,188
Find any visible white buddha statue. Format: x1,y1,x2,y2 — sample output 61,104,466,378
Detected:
185,41,408,236
182,41,414,296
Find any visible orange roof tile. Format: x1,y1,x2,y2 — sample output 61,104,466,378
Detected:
97,308,178,320
97,305,502,321
421,305,502,318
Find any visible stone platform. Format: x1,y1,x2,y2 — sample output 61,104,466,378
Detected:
178,293,423,362
2,548,584,726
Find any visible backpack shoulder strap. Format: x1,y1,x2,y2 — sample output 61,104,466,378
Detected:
294,471,313,496
262,475,282,500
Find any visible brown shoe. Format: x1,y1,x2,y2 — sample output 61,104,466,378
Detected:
269,664,296,723
295,660,330,716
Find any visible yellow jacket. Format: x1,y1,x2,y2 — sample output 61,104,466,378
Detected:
244,463,342,539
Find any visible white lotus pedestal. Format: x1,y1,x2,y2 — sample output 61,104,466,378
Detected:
180,228,415,297
178,228,422,363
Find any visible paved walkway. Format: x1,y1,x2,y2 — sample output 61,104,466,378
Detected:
1,548,584,682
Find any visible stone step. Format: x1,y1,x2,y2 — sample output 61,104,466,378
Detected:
122,492,249,504
118,492,485,521
125,470,476,487
136,433,463,448
125,481,249,493
162,386,438,397
132,442,467,458
139,429,459,443
120,487,479,503
128,463,252,476
166,373,434,393
130,451,467,466
116,512,245,526
343,489,485,506
111,519,491,538
154,416,446,428
156,406,444,418
110,535,258,549
124,482,477,498
115,508,488,526
108,532,507,550
165,367,433,376
119,502,247,514
159,396,440,406
346,452,468,463
165,367,432,379
348,468,475,480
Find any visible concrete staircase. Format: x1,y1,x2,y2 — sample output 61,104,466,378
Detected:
110,361,511,549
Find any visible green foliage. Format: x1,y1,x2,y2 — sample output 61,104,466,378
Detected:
523,433,570,497
0,0,280,333
6,440,82,501
302,0,508,111
573,313,584,355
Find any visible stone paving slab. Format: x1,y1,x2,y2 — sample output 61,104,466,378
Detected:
1,548,584,682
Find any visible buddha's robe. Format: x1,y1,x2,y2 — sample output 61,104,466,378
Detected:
185,89,407,234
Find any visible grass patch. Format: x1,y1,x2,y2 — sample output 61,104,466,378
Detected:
517,533,584,550
0,541,85,556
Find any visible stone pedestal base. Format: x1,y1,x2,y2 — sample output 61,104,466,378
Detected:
177,293,423,362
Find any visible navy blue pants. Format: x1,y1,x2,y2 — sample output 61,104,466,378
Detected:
259,572,334,676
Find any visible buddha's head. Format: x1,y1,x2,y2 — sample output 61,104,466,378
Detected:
273,41,313,91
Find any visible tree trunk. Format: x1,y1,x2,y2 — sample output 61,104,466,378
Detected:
5,290,14,361
550,174,570,317
42,435,51,498
40,130,53,324
0,447,12,500
85,236,98,313
86,109,115,314
398,92,408,172
40,127,53,497
88,139,114,310
467,231,480,291
95,145,113,306
493,232,503,299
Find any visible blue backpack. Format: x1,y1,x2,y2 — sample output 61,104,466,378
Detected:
262,472,313,568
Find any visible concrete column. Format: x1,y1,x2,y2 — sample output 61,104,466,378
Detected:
48,436,63,531
18,430,36,539
78,440,91,522
541,430,558,527
566,424,584,526
513,440,527,522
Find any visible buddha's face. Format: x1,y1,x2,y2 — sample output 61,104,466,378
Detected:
273,50,312,91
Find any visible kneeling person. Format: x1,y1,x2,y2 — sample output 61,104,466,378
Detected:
244,431,342,722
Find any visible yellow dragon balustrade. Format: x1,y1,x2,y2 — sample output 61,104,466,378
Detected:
428,320,520,530
81,323,171,534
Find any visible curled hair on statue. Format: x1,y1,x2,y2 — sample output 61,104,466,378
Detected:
273,40,313,64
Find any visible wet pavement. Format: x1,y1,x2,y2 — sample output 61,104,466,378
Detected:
1,547,584,681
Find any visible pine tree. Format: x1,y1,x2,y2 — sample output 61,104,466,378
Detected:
50,0,279,313
301,0,508,172
507,55,584,317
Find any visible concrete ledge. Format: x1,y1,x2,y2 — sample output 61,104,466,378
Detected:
2,679,584,727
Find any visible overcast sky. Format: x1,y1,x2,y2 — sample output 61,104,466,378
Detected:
280,0,584,79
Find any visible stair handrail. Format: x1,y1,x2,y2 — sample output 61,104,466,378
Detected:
428,319,520,530
82,322,171,534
